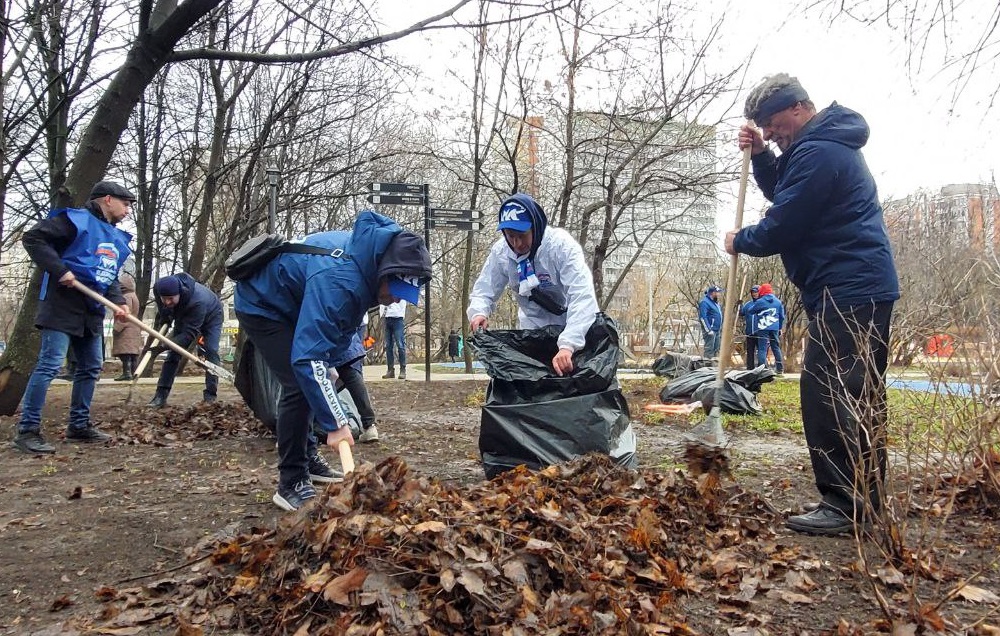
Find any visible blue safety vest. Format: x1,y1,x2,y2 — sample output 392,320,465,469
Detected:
40,208,132,313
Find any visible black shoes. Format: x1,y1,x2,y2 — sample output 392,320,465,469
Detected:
13,431,55,454
273,479,317,511
147,392,168,408
786,506,858,536
113,373,133,382
65,426,113,444
398,369,407,380
308,452,343,484
382,369,395,379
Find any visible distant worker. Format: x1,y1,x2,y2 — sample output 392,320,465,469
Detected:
112,272,143,381
740,285,761,370
147,273,224,408
751,283,785,374
379,299,408,380
448,329,461,363
698,286,723,359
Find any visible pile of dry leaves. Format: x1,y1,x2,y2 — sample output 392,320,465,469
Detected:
99,401,268,445
81,454,852,634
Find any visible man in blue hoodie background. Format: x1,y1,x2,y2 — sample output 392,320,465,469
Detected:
697,286,723,359
725,74,899,536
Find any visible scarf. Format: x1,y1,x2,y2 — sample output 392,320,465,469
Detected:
517,254,540,296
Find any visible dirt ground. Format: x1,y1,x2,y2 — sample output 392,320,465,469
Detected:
0,375,997,634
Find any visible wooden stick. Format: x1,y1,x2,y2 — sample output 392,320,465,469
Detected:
338,439,355,475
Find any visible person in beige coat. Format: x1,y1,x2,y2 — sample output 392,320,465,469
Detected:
112,273,142,381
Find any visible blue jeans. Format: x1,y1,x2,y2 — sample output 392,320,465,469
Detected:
19,328,103,433
384,317,406,371
703,331,720,358
757,331,784,372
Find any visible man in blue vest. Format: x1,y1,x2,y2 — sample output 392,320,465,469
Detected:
698,286,724,358
13,180,134,454
146,273,225,408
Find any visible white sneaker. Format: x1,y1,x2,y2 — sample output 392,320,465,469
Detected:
358,425,379,443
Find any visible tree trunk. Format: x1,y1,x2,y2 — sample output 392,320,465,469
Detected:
0,270,43,414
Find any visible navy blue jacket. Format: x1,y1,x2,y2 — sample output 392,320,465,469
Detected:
740,299,757,335
154,273,224,350
733,103,899,314
234,211,431,432
698,293,722,334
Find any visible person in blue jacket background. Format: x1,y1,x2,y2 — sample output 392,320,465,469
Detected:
725,73,899,536
740,285,761,369
234,210,431,511
147,273,224,408
750,283,785,374
697,286,724,358
14,180,133,454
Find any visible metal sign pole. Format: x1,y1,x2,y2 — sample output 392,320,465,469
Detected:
266,168,280,234
423,184,431,383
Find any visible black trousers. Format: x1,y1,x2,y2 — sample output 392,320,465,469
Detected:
336,363,376,428
801,300,893,518
236,311,312,487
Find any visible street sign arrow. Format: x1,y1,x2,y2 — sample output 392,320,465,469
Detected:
430,218,482,231
369,182,423,194
367,193,425,206
430,208,479,221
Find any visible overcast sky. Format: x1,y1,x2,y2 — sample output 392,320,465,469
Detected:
375,0,998,228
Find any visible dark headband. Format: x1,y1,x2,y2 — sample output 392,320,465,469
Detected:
753,84,810,123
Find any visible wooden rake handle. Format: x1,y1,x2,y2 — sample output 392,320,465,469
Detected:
338,439,355,475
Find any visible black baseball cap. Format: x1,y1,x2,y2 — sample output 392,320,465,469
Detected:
89,180,136,202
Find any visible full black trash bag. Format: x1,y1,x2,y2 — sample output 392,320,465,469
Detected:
658,365,776,415
471,314,637,479
651,352,712,379
234,336,362,436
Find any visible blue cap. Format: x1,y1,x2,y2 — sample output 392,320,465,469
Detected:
707,286,724,294
155,275,180,297
388,275,422,306
750,285,760,293
498,201,532,232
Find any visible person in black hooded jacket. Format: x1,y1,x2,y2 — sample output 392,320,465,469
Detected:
147,273,224,408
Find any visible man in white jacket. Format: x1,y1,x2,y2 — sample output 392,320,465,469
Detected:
468,193,599,376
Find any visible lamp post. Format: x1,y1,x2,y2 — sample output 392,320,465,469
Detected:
265,168,280,234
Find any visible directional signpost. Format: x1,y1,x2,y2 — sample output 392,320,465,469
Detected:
366,193,425,206
430,218,481,231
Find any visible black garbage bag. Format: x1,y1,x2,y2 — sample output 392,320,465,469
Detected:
651,352,712,379
471,314,637,479
234,336,362,437
658,365,776,415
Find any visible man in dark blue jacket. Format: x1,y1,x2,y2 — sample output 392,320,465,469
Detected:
234,210,431,511
725,74,899,536
749,283,785,374
697,286,723,358
13,180,134,453
740,285,761,369
147,273,224,408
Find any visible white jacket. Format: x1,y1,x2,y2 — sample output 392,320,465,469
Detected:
467,227,599,352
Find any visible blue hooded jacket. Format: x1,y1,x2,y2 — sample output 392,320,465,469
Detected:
234,211,431,432
749,293,785,333
733,103,899,314
698,290,722,333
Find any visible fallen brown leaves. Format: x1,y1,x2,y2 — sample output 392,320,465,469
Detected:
91,455,838,634
99,401,268,445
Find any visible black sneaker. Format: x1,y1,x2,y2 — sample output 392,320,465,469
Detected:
273,479,317,511
308,452,344,484
786,506,858,536
12,431,55,454
147,393,168,408
65,426,113,444
113,373,133,382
